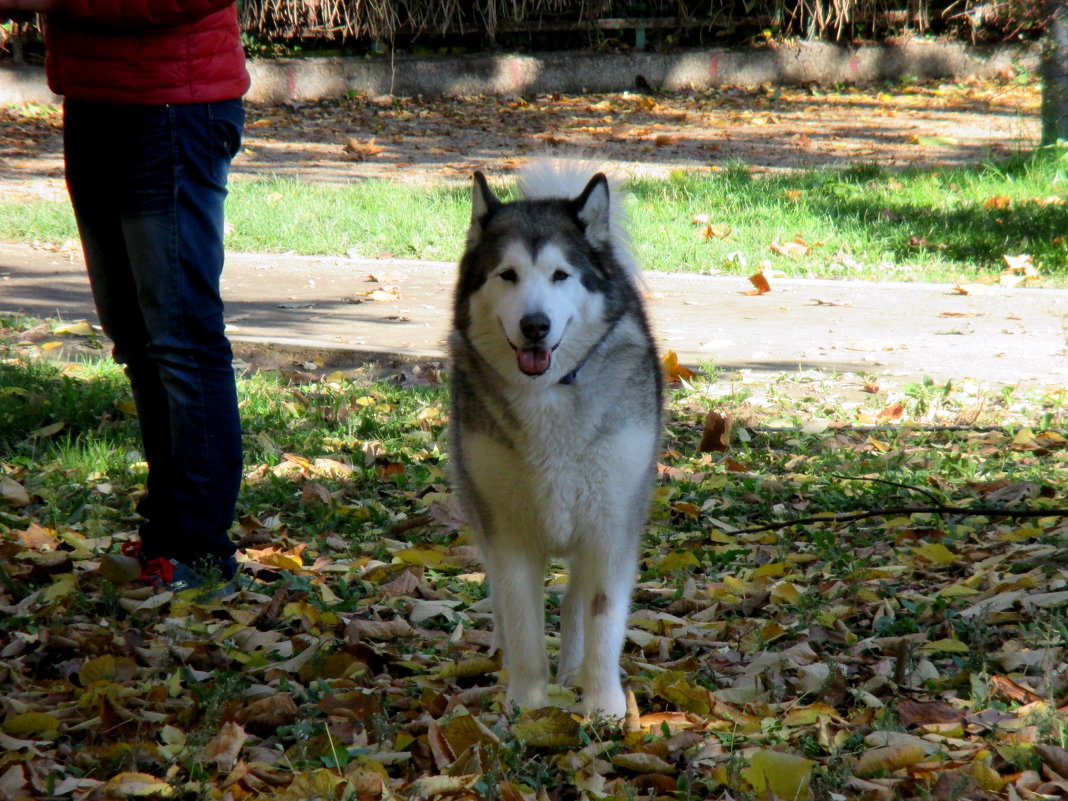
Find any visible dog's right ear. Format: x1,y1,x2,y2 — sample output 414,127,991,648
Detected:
467,171,500,248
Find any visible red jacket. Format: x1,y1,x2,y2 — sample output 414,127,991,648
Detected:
45,1,250,105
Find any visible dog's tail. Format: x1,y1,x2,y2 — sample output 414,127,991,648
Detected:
519,158,640,280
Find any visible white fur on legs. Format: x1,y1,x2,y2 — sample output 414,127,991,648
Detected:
486,548,551,712
557,579,585,687
570,548,636,718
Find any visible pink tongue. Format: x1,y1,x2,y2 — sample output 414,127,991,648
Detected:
517,346,551,375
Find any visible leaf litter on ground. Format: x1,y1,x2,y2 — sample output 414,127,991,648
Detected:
2,305,1068,801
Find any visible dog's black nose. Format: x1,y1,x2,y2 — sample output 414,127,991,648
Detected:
520,312,550,342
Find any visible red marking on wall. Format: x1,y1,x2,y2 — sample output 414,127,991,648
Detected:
708,53,720,84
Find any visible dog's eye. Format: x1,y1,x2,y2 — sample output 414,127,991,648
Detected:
499,268,518,283
552,270,570,282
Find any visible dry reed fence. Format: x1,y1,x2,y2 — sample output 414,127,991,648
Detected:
238,0,1040,43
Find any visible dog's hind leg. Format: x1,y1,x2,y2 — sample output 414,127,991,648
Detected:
485,545,551,712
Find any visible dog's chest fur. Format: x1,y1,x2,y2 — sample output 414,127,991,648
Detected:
456,347,658,555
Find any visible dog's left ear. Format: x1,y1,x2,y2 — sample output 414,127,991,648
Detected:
572,173,611,248
467,171,501,248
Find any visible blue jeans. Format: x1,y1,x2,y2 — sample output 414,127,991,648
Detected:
63,99,245,567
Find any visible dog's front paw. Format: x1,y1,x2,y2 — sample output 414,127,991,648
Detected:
505,684,551,713
580,683,627,719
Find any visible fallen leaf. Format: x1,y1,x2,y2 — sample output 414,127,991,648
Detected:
661,350,697,383
742,749,814,799
200,721,248,773
511,707,581,747
53,321,95,336
343,137,386,160
699,411,732,453
103,772,174,798
770,238,810,258
746,271,771,295
611,752,677,774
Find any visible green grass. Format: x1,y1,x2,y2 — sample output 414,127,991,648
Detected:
1,148,1067,282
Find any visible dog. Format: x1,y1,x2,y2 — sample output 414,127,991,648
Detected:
448,160,663,717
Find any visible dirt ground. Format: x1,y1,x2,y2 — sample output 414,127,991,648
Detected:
0,78,1041,200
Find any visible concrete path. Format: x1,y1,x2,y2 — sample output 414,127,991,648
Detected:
2,243,1066,390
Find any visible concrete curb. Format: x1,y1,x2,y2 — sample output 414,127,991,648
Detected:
0,41,1039,105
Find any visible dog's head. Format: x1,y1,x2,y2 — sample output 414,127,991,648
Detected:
454,170,621,381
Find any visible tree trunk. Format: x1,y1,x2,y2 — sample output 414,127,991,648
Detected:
1042,0,1068,145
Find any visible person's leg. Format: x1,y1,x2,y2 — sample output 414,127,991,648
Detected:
64,99,244,573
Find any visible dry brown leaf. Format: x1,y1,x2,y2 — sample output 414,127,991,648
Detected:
200,721,248,773
895,699,966,727
746,271,771,295
343,137,386,160
699,411,733,453
701,223,733,239
853,743,927,777
878,402,905,421
770,237,810,258
16,522,56,550
989,674,1043,705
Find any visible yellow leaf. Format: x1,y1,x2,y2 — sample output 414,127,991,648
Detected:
41,341,64,350
279,769,346,800
2,712,60,737
651,671,710,714
742,749,815,800
44,573,77,603
103,773,175,798
970,760,1005,791
29,421,65,439
921,638,970,654
661,350,697,383
911,543,956,565
1012,427,1036,447
753,562,787,579
658,550,700,571
611,752,677,774
771,581,802,604
854,743,927,777
396,546,445,567
511,707,581,747
54,321,95,336
938,583,979,598
81,655,137,685
431,657,500,680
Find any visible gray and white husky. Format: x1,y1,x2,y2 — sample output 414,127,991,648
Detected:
448,161,663,717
